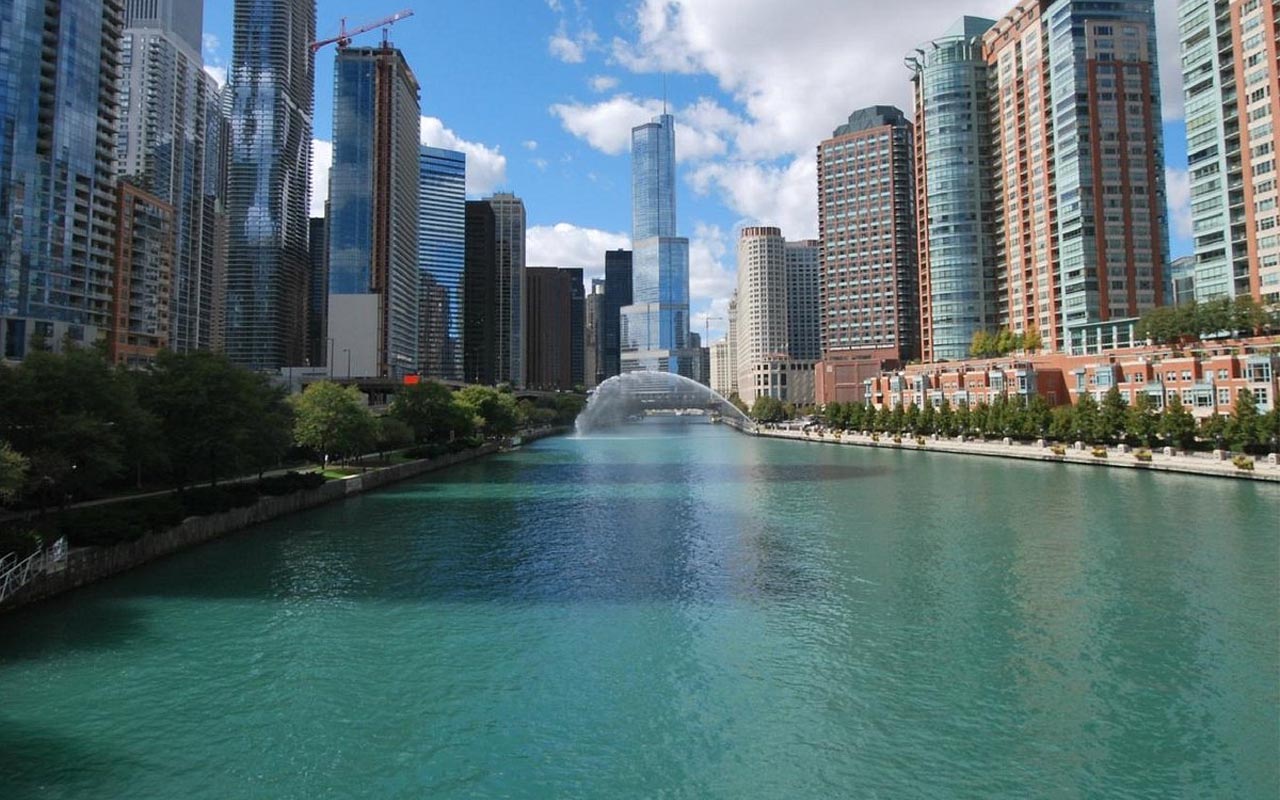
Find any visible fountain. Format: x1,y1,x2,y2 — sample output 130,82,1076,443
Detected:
575,371,754,434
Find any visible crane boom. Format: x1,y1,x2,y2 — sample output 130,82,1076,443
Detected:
311,9,415,53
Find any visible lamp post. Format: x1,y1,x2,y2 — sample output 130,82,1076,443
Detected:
328,338,335,378
344,348,351,380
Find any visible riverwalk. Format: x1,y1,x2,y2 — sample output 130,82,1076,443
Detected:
741,423,1280,483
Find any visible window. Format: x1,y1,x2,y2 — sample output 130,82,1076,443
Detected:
1218,388,1231,406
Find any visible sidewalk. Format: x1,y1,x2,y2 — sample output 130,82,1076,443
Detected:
751,426,1280,483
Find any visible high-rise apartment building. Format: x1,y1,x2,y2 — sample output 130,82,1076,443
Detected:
621,113,695,376
111,182,175,366
224,0,314,371
418,146,466,380
0,0,123,359
327,45,421,379
463,200,497,385
910,16,999,362
984,0,1168,351
488,192,526,386
117,0,223,354
815,106,917,403
525,267,583,390
736,227,816,406
307,215,328,368
709,340,734,398
725,293,739,398
603,249,633,379
1181,0,1279,303
568,268,586,388
585,280,606,387
785,240,822,362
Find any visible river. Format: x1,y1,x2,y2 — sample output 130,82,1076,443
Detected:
2,419,1276,798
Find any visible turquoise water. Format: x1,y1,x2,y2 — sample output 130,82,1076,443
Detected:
1,420,1277,799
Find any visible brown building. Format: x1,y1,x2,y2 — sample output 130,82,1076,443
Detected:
111,182,174,366
815,106,917,403
1233,0,1279,301
525,267,583,391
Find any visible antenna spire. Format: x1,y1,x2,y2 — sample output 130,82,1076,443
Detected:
663,73,668,115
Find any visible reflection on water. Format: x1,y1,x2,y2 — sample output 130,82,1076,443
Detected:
0,419,1275,799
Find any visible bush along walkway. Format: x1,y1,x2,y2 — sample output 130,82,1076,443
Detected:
0,434,560,613
752,427,1280,483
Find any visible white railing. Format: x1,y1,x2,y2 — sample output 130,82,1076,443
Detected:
0,537,68,606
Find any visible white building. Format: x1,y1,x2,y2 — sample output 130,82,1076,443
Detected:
735,226,815,406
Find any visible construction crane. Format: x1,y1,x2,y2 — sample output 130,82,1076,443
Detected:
311,9,415,53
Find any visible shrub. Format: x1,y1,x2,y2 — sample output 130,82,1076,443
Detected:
1134,450,1153,462
892,435,903,444
256,471,326,496
871,433,881,442
1233,455,1255,471
1050,445,1066,456
179,484,259,517
915,436,926,446
1092,447,1108,458
0,528,44,559
58,495,184,547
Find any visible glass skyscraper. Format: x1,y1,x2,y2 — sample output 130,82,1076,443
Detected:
224,0,315,371
622,113,694,377
418,146,466,381
909,16,997,362
0,0,123,360
488,192,526,387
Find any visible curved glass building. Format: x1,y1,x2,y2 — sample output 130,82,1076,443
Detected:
909,16,997,363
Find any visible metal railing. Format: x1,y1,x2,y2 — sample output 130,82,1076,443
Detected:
0,537,68,606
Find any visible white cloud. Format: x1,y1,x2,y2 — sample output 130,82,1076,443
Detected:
688,222,736,301
1166,165,1192,249
688,157,817,240
310,139,332,217
691,295,732,345
523,140,539,151
589,74,619,92
202,33,220,54
203,65,227,88
549,27,586,63
526,223,631,283
419,116,507,196
550,94,739,161
532,157,549,171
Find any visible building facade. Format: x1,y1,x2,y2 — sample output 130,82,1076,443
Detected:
111,182,175,366
223,0,314,370
525,267,583,391
603,249,633,380
326,45,421,379
736,227,816,406
785,239,822,362
621,113,695,376
585,280,606,388
910,16,999,362
0,0,123,359
463,200,497,385
417,146,466,380
307,215,328,368
117,0,223,354
1181,0,1279,303
488,192,526,387
710,340,734,398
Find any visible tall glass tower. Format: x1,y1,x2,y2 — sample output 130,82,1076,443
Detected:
418,146,466,381
224,0,315,371
621,113,693,376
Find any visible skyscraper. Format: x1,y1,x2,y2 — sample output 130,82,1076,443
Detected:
463,200,497,385
488,192,526,387
736,227,816,405
525,267,581,391
621,113,694,376
585,279,606,387
603,249,633,379
1181,0,1279,303
224,0,315,371
307,215,328,368
785,240,822,363
117,0,223,354
327,45,421,379
111,182,175,367
815,106,917,403
0,0,123,359
418,146,466,380
909,16,998,362
984,0,1168,351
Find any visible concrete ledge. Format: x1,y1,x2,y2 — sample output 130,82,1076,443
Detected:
748,428,1280,483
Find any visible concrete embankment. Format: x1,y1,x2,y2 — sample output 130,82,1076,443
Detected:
3,428,568,613
734,422,1280,483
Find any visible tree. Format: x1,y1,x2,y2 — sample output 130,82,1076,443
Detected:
937,398,955,437
847,402,866,431
374,417,415,456
1073,394,1101,443
1229,388,1261,452
970,330,994,358
391,381,469,445
1024,396,1053,440
1126,392,1159,447
291,381,377,466
1099,387,1128,444
874,404,893,433
993,328,1017,357
1200,412,1228,450
456,385,521,437
919,400,936,435
1021,326,1043,353
1049,406,1075,442
1159,395,1197,450
905,403,921,434
0,440,27,503
889,402,905,434
824,402,845,429
750,395,785,423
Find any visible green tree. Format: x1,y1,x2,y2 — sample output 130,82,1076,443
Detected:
1099,387,1128,444
0,440,28,503
919,400,936,435
374,416,415,456
847,402,866,431
1021,326,1043,353
1073,394,1101,443
1024,395,1052,440
970,330,993,358
955,402,972,435
889,402,905,434
291,381,377,466
823,402,844,429
937,398,955,436
1228,388,1261,452
456,385,521,437
993,328,1017,356
391,381,469,445
1200,412,1228,450
750,395,786,423
904,403,921,434
1126,392,1159,447
1049,405,1075,441
1159,394,1197,451
1196,299,1233,338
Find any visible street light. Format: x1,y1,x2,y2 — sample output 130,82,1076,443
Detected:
343,348,351,380
328,338,335,378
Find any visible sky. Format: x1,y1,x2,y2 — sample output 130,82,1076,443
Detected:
201,0,1191,344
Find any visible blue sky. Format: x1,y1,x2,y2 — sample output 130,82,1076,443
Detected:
202,0,1191,343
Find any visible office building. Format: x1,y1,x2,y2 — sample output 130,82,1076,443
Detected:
725,293,739,397
1167,255,1197,307
621,113,695,376
909,16,998,362
111,183,175,366
307,216,328,368
603,249,633,379
117,0,223,354
326,45,421,379
488,192,526,386
984,0,1168,350
585,280,606,387
1181,0,1279,303
569,268,585,387
418,146,466,380
223,0,315,370
525,267,583,391
710,340,734,398
815,106,917,403
463,200,497,385
0,0,123,359
736,226,816,406
785,239,822,362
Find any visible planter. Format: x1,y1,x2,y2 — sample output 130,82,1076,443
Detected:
1233,455,1255,471
1050,445,1066,457
1091,448,1108,458
1134,450,1153,463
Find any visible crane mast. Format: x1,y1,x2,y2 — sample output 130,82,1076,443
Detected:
311,9,415,53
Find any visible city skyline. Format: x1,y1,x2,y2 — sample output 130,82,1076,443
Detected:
195,0,1193,345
